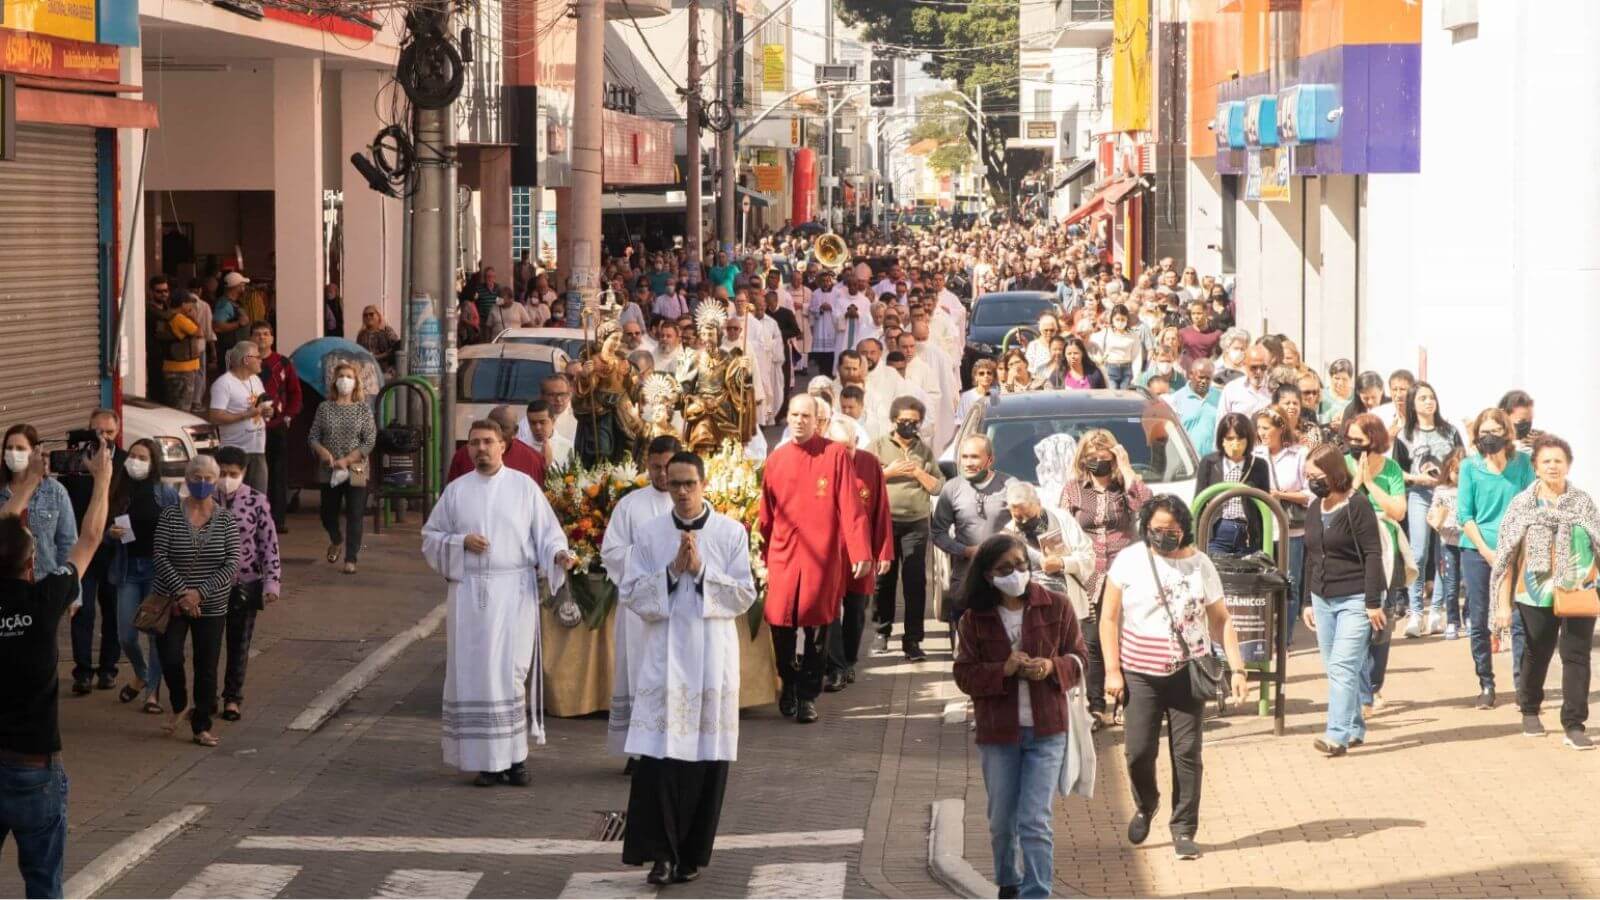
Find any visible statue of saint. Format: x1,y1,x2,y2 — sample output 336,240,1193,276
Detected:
571,320,644,466
675,301,757,456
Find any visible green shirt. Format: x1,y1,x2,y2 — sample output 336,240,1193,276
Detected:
1346,454,1405,542
1456,452,1536,551
869,434,945,523
708,264,740,295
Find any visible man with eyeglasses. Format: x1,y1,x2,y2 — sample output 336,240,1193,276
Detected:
539,373,578,445
1218,345,1273,420
208,340,271,494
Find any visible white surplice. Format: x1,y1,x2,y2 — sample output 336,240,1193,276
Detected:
600,486,674,755
422,466,570,773
746,313,786,426
862,364,933,445
619,506,757,762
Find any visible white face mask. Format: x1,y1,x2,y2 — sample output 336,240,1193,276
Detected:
990,569,1030,598
335,376,356,397
1226,348,1245,365
124,458,151,480
4,449,30,473
218,475,243,495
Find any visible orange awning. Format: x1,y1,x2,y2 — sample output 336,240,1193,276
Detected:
1063,176,1141,225
16,88,159,130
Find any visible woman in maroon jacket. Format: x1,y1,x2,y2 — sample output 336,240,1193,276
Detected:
954,533,1087,900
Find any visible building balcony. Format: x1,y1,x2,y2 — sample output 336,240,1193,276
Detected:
1053,0,1112,48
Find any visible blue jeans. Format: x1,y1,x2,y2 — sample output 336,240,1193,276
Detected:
1436,544,1463,627
1105,363,1133,389
1463,547,1526,690
1285,535,1305,644
114,557,162,703
1360,588,1406,705
0,762,68,899
977,727,1066,899
1313,593,1371,746
1406,489,1438,617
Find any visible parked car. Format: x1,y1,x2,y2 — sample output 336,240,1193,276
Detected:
961,290,1059,386
121,396,221,483
453,343,570,444
494,326,589,361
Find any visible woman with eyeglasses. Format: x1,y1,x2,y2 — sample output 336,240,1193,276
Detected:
953,533,1087,899
1342,413,1408,714
1196,413,1271,557
356,306,401,381
1101,495,1246,860
1397,382,1462,638
1458,408,1535,710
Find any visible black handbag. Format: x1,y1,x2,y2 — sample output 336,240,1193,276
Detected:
1146,547,1226,705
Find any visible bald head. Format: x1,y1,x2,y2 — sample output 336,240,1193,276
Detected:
489,405,521,440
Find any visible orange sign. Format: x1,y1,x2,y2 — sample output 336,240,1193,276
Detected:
0,28,118,82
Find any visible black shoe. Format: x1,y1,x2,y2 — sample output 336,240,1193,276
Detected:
623,757,637,776
473,771,502,787
646,862,672,886
71,678,92,696
998,886,1019,899
505,762,532,787
1313,738,1347,757
1475,687,1496,710
1173,835,1201,860
95,674,115,691
904,641,928,662
671,864,701,884
823,672,846,693
778,687,797,718
1349,738,1365,748
275,521,289,535
844,666,857,684
795,700,819,724
1127,810,1151,845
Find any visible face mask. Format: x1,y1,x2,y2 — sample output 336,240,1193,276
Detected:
964,468,990,485
186,480,216,501
1514,420,1532,440
1347,445,1369,461
1087,458,1114,478
218,475,243,495
3,449,29,474
1306,475,1331,498
895,420,920,440
124,458,151,481
1148,530,1182,554
1157,361,1173,375
1476,434,1508,456
1226,349,1245,365
336,376,356,397
1018,515,1042,534
990,569,1030,597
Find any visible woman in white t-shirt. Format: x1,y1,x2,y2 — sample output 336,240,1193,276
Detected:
1100,496,1246,861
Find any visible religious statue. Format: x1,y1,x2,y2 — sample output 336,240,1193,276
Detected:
675,301,757,457
572,320,644,466
638,372,684,452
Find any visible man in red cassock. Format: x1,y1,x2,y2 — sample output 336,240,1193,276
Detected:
447,406,547,486
825,416,894,694
759,394,872,724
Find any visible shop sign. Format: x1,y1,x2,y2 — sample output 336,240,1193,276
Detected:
2,0,96,43
1251,148,1289,203
1025,120,1055,141
761,43,785,93
753,163,784,193
0,26,117,81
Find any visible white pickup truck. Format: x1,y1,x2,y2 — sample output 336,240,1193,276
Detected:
121,396,221,483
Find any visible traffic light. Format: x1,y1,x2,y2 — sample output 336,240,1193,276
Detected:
870,58,894,108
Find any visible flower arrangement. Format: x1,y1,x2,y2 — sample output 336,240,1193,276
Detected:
543,458,649,575
703,440,766,582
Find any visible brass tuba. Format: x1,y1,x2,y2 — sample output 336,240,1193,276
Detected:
812,232,848,271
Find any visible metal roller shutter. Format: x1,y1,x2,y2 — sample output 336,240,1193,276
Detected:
0,124,103,440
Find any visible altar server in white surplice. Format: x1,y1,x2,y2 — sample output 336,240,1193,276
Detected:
422,420,573,787
600,435,680,761
619,451,757,887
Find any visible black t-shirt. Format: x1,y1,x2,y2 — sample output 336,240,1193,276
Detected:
0,563,80,754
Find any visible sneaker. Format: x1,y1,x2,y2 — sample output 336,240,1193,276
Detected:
1475,687,1496,710
1173,835,1201,860
870,634,890,655
904,641,928,663
1126,810,1151,846
1522,714,1546,737
1427,611,1445,635
1565,728,1595,751
1445,624,1460,640
1313,738,1347,757
1371,692,1385,711
1404,616,1424,639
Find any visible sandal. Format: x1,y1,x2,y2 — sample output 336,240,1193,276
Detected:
342,562,357,575
326,542,342,564
193,731,220,748
163,708,192,735
221,703,242,722
118,684,140,704
143,700,164,715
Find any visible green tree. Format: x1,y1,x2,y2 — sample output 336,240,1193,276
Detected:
926,142,973,175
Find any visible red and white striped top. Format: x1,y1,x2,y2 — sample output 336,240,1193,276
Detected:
1107,543,1224,677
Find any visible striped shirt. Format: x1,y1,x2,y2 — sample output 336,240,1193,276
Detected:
153,504,240,617
1107,543,1224,676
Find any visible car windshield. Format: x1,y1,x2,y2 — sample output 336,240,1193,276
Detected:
499,335,588,359
973,297,1056,327
457,358,558,404
982,413,1198,486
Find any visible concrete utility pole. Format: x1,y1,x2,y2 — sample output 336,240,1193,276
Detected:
685,0,704,283
717,0,737,253
570,0,605,320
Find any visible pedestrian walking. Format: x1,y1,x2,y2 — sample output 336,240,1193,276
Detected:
869,396,945,662
1257,407,1310,640
999,481,1095,618
213,447,281,723
207,340,270,495
250,322,302,533
825,418,893,693
931,435,1015,625
1459,408,1535,709
307,363,377,575
1343,413,1410,714
62,410,124,696
1196,412,1271,556
1397,382,1461,637
107,440,176,715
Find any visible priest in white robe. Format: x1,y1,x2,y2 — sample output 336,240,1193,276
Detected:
619,451,757,886
422,420,573,786
744,296,786,427
600,435,680,762
861,360,933,445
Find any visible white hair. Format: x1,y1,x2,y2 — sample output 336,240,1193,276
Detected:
226,341,259,370
1005,481,1039,506
186,454,220,479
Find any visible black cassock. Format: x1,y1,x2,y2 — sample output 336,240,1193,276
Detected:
622,757,730,868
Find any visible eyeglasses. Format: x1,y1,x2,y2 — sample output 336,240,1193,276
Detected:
1301,390,1321,400
1248,365,1269,373
893,418,921,427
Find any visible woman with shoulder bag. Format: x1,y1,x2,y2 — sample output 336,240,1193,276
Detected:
1489,434,1600,750
1256,407,1310,641
1300,444,1387,756
1343,413,1410,714
308,363,377,575
108,439,179,714
1398,382,1463,637
953,533,1087,899
1100,495,1247,861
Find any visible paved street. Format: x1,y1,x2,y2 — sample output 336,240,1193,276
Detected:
10,510,1600,899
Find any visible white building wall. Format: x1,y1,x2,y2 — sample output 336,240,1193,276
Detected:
144,68,276,192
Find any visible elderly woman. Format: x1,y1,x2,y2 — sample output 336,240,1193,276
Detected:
356,306,401,379
154,455,240,748
999,481,1095,619
308,362,377,575
1214,327,1252,384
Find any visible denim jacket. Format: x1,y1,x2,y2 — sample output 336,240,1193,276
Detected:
0,477,77,579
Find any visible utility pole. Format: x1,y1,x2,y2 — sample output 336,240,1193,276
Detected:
685,0,704,284
570,0,605,321
717,0,737,253
975,82,986,209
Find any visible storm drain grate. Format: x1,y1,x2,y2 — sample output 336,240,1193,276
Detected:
590,810,627,841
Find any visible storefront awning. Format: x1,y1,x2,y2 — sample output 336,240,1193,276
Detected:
1062,176,1142,226
1053,158,1097,192
602,190,715,214
736,184,777,207
15,88,159,130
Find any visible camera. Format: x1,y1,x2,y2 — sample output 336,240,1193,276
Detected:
49,429,107,477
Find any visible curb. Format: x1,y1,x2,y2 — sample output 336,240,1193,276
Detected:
65,804,208,898
288,602,447,732
928,799,996,899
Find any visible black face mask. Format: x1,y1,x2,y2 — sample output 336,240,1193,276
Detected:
1148,530,1182,554
965,469,991,485
1018,515,1042,534
1306,475,1331,498
1347,445,1369,461
895,420,920,440
1476,434,1508,456
1087,458,1114,478
1514,420,1533,440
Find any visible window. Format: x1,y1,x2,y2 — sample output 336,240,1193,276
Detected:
1034,88,1053,120
512,187,533,262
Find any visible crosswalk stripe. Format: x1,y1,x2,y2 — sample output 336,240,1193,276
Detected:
172,863,300,899
557,871,658,899
236,828,864,855
375,869,484,898
747,862,848,898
